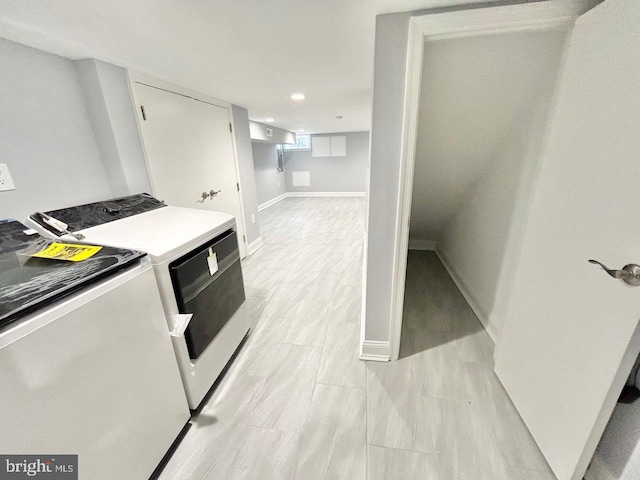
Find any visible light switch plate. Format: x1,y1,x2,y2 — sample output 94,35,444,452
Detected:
0,164,16,191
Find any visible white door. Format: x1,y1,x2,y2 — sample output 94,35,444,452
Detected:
494,1,640,479
136,83,246,257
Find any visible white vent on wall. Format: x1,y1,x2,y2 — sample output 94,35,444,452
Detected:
292,171,311,187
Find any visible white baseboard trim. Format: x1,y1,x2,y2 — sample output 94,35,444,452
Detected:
247,237,264,256
257,193,287,212
435,250,499,344
408,239,436,251
258,192,366,212
286,191,365,198
360,340,391,362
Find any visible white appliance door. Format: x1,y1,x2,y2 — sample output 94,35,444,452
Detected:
136,83,247,258
494,1,640,479
0,263,190,480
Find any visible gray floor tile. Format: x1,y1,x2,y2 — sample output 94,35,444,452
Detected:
233,318,289,378
283,313,328,348
260,296,300,319
294,384,367,480
430,397,512,480
508,466,557,480
456,329,495,365
367,364,436,454
317,322,366,388
243,268,288,297
244,295,269,321
367,445,442,480
482,385,553,472
249,343,322,432
202,425,301,480
158,371,266,480
161,201,548,480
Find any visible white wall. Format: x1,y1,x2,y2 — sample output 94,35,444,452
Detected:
410,30,567,244
362,0,590,352
0,37,113,221
249,121,296,145
75,59,152,197
284,131,368,193
410,29,569,339
363,2,499,346
0,35,261,251
233,106,261,245
252,142,286,206
363,11,412,344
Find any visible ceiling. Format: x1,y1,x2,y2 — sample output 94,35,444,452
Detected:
0,0,491,135
409,27,569,241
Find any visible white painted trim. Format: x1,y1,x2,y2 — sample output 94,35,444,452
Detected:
360,236,369,365
389,17,424,362
407,239,436,251
286,191,366,198
227,103,250,259
247,237,265,256
411,0,595,39
257,192,366,212
387,0,591,362
126,69,156,198
435,250,498,343
257,193,288,212
359,340,390,362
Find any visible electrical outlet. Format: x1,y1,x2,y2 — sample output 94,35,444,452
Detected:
0,164,16,192
251,214,256,224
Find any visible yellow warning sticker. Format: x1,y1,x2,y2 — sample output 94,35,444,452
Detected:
31,243,102,262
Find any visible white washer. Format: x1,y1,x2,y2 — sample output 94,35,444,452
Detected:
0,257,190,480
29,205,252,409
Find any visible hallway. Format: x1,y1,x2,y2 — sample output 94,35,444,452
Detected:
159,198,552,480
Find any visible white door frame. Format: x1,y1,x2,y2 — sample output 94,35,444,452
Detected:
126,72,249,258
388,0,596,361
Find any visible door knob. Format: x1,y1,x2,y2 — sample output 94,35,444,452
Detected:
588,259,640,286
209,189,222,198
201,191,209,201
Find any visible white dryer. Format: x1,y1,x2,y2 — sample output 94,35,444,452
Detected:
27,195,252,409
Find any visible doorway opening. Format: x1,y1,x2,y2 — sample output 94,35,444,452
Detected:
385,1,640,479
400,26,570,357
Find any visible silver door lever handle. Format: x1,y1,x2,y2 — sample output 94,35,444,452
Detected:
201,189,222,200
588,259,640,286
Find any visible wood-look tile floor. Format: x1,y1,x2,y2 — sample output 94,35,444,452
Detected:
159,198,553,480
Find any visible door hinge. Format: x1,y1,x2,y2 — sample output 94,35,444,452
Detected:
140,105,147,121
236,183,240,192
229,123,233,133
243,234,246,243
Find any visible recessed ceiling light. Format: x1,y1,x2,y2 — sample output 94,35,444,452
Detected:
290,93,306,101
265,117,275,122
297,129,305,133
